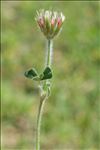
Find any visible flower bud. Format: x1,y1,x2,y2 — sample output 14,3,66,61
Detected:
35,10,65,39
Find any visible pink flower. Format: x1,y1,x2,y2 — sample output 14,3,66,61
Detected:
35,10,65,39
57,18,62,28
38,18,44,28
51,18,55,27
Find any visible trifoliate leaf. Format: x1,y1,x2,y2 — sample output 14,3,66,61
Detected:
40,67,52,80
24,68,39,80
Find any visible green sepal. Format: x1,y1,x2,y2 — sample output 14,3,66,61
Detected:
45,18,51,34
24,68,40,81
40,67,52,80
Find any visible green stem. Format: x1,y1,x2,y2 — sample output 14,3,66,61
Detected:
36,95,48,150
46,39,53,67
36,39,53,150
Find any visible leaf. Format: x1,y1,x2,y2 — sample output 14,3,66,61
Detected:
24,68,39,80
40,67,52,80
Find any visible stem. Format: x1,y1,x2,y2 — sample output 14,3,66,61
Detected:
36,95,48,150
46,39,53,67
45,39,53,88
36,39,53,150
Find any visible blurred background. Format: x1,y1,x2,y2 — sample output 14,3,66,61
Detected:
1,1,100,150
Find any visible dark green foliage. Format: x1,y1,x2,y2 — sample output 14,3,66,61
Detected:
24,68,39,79
40,67,52,80
25,67,52,81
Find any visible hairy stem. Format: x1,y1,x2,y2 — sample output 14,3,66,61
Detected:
46,39,53,67
36,39,53,150
36,94,48,150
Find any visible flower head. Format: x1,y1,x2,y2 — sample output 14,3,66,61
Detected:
35,10,65,39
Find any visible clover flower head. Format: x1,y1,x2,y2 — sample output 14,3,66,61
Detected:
35,9,65,39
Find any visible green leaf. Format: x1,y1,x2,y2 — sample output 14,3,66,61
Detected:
40,67,52,80
24,68,39,80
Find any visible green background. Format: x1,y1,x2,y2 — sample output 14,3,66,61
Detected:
1,1,100,150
